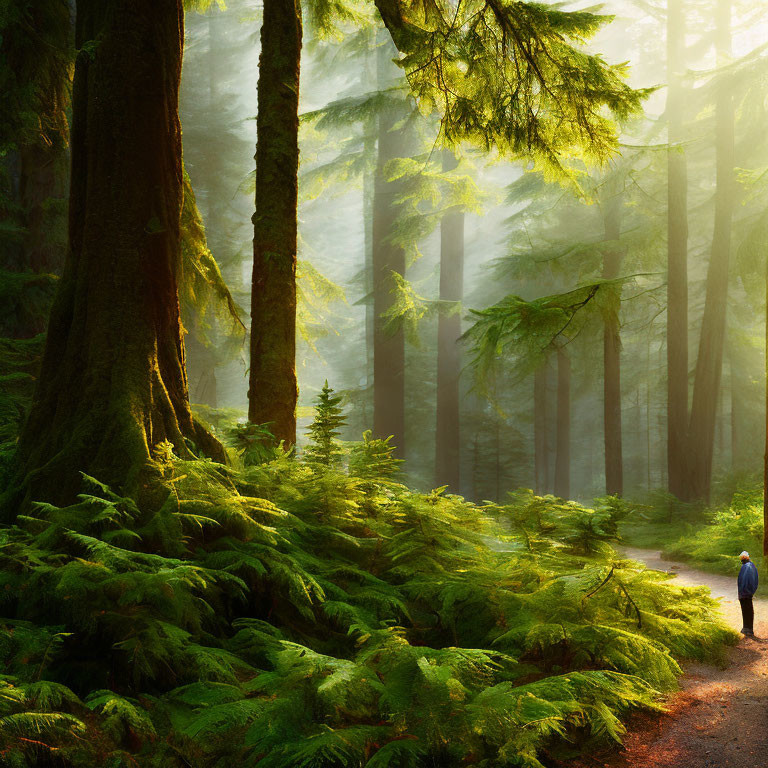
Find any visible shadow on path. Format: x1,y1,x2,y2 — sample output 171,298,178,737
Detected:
565,548,768,768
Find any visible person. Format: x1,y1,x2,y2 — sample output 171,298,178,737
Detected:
737,551,758,637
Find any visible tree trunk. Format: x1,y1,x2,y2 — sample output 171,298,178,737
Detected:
554,346,571,499
602,191,624,496
666,0,690,499
730,351,740,470
4,0,224,512
372,37,408,455
248,0,302,446
363,132,375,426
534,358,550,495
362,40,376,427
434,150,464,490
685,0,734,502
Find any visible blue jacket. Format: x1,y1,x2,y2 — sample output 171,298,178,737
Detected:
738,560,759,599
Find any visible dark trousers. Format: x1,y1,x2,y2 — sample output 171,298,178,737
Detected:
739,597,754,633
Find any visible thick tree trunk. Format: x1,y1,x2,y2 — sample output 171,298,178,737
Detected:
4,0,223,512
248,0,302,446
434,150,464,490
685,0,734,502
534,358,550,495
602,192,624,496
554,346,571,499
372,38,408,455
666,0,690,499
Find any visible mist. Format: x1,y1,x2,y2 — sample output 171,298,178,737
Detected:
180,0,768,504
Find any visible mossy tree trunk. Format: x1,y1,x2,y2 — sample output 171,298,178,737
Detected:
247,0,302,446
434,150,464,491
666,0,690,501
4,0,223,512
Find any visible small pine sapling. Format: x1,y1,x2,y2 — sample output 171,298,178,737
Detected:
304,382,346,467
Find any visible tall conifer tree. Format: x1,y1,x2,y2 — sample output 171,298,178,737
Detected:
685,0,735,502
4,0,224,510
434,150,464,490
248,0,302,445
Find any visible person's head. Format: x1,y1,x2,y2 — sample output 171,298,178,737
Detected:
740,551,750,562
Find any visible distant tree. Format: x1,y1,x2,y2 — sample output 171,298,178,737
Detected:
372,34,414,458
0,0,71,275
180,2,253,407
685,0,735,502
665,0,690,501
434,150,464,491
0,0,72,339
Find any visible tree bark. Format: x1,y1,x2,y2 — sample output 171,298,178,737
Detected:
666,0,690,499
534,358,550,495
248,0,302,446
434,150,464,490
4,0,224,512
686,0,734,502
554,346,571,499
602,191,624,496
372,37,409,455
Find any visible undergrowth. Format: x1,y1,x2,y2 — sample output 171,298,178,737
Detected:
617,482,765,577
663,485,765,576
0,394,736,767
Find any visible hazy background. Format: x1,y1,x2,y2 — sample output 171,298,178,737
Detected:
180,0,768,502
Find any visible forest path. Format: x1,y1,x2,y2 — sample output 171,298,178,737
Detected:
565,547,768,768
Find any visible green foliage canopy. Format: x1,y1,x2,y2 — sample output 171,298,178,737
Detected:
374,0,648,173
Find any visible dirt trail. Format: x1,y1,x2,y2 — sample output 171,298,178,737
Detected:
567,548,768,768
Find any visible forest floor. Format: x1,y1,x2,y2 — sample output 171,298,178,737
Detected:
565,548,768,768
